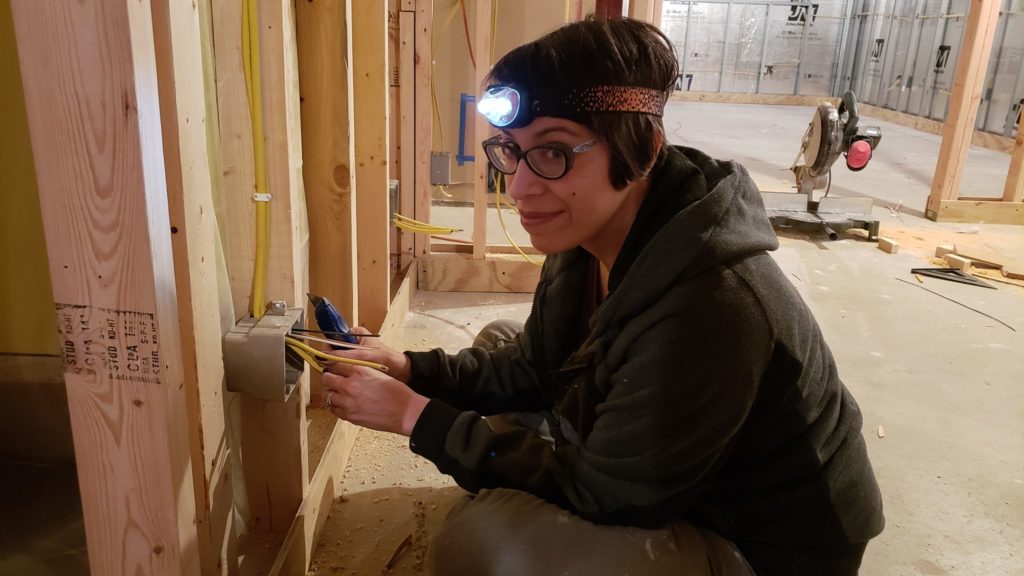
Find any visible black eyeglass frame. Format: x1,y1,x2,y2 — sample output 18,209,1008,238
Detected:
481,135,598,180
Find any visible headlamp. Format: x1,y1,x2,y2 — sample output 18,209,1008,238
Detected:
477,83,667,129
477,85,525,128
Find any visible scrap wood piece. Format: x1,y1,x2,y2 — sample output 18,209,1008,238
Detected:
944,254,972,271
953,242,1007,269
972,268,1024,289
894,278,1015,332
877,237,900,254
935,244,955,258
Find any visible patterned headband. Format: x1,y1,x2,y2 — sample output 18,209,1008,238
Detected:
537,85,668,117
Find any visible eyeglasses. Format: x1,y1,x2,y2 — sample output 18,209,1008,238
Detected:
481,136,598,180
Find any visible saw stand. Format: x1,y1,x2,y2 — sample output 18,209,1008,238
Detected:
761,91,881,241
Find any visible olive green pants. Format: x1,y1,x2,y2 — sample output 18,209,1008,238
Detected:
426,321,754,575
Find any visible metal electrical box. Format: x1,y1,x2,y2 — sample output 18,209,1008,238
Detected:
431,151,451,185
223,306,305,401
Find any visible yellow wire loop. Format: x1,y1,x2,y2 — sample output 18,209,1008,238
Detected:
284,337,389,373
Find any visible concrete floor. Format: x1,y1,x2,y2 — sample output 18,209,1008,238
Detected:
313,103,1024,575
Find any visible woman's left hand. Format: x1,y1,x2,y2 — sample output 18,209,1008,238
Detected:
321,361,430,437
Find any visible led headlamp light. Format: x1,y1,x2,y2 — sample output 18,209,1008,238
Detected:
477,83,668,129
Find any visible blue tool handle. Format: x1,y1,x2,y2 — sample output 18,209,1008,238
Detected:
312,295,359,346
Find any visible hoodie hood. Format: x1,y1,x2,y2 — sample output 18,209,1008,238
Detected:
595,145,778,332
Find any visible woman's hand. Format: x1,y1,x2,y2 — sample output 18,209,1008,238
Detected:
321,361,429,437
332,326,413,383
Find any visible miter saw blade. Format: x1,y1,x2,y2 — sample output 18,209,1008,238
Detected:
797,104,843,178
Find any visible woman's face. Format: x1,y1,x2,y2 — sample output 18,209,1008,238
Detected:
502,117,643,258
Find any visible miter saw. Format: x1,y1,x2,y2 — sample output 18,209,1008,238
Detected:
762,91,882,240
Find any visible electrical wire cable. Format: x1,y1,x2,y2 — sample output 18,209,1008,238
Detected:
287,332,379,352
458,0,476,69
242,0,270,320
287,343,324,374
284,337,390,372
392,213,462,235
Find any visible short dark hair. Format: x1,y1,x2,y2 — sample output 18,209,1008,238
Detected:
487,16,678,189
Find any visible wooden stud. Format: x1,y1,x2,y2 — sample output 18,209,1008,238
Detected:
431,243,543,255
267,421,359,576
353,0,392,331
925,0,1001,220
11,0,201,572
296,0,359,325
212,0,257,323
877,237,900,254
628,0,662,25
929,199,1024,225
399,10,417,269
569,0,585,21
944,254,973,271
935,244,955,258
418,254,541,292
414,0,435,259
151,0,238,571
211,0,310,543
1004,110,1024,203
472,0,493,260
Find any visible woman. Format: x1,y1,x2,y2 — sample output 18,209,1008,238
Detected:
322,16,883,575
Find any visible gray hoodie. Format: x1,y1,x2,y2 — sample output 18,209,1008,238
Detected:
407,146,884,571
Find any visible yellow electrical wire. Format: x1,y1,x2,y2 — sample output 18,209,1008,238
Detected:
288,343,324,374
392,214,462,235
284,337,390,372
243,0,270,320
494,173,542,266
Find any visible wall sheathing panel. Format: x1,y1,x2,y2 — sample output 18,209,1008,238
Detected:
661,0,1024,136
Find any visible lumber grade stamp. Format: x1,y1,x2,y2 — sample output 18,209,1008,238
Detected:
55,304,161,384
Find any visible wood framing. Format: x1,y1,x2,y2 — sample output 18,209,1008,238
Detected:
628,0,662,26
152,0,236,572
353,0,392,330
268,420,359,576
1004,113,1024,203
399,9,417,268
431,243,543,256
569,0,585,21
296,0,360,326
925,0,1002,222
11,0,201,572
418,254,542,292
414,0,434,259
928,200,1024,225
211,0,310,546
472,0,493,259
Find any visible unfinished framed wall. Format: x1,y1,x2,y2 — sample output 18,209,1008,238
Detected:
848,0,1024,138
660,0,854,95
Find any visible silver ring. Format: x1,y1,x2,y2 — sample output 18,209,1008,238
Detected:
325,390,335,409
